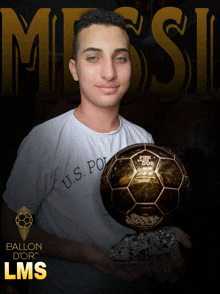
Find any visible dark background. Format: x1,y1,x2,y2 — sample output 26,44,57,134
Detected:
0,1,220,293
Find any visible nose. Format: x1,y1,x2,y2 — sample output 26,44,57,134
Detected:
100,59,117,81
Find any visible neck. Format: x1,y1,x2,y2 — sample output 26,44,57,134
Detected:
73,103,120,133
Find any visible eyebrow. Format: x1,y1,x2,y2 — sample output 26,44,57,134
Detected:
82,47,130,55
115,48,130,54
83,47,102,53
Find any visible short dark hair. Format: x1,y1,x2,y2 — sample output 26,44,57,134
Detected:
73,10,127,61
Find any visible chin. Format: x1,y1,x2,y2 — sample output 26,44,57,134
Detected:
97,102,120,109
99,97,122,109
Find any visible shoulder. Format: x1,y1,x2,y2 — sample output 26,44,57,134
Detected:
36,109,74,132
119,115,154,143
18,110,74,153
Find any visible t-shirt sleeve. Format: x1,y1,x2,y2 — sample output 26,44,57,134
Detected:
143,128,154,144
149,133,155,144
2,126,55,215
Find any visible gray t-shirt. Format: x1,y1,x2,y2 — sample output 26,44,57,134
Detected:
3,109,154,293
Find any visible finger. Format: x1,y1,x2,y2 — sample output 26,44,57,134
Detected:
113,261,153,282
113,260,149,272
182,235,192,248
159,255,180,283
170,247,187,272
160,255,174,274
148,257,167,283
178,233,192,248
172,227,192,248
113,268,145,283
154,257,172,283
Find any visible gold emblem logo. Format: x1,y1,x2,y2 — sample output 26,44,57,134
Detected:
137,155,154,166
15,207,33,241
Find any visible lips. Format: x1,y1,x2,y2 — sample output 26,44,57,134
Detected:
97,85,119,88
96,84,120,94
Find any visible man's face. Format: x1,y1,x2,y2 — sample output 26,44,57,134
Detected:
69,24,131,109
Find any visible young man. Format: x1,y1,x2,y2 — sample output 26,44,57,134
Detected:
1,10,191,293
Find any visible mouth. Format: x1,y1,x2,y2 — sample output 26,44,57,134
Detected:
96,85,120,94
97,85,120,88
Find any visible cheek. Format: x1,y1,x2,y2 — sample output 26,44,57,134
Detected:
121,67,131,85
88,68,97,77
81,66,97,83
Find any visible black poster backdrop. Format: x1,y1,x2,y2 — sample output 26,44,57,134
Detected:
0,1,219,293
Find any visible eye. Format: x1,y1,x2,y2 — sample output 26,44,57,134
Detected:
87,56,98,61
116,57,127,63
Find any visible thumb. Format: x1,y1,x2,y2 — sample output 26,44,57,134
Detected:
172,227,192,248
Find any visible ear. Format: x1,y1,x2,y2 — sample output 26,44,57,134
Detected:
69,59,79,81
